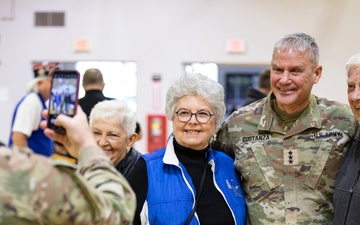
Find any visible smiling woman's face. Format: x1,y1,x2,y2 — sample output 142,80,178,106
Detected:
91,119,130,165
347,66,360,122
172,95,217,150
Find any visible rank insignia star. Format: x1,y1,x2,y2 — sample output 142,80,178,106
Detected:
284,149,298,165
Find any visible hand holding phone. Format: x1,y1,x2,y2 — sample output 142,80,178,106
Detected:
47,70,80,132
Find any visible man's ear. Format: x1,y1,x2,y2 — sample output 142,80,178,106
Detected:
313,65,322,84
37,79,45,88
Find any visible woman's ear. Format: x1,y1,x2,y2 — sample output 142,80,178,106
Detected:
128,133,138,147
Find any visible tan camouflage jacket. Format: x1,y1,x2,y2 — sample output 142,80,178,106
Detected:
0,145,136,225
213,94,355,225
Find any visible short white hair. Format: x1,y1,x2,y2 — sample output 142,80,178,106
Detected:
165,73,226,127
89,100,137,137
346,52,360,75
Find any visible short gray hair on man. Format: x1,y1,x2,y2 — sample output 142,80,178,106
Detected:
346,52,360,76
165,73,226,127
273,32,320,69
89,100,137,137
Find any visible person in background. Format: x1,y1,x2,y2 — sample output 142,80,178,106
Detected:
242,68,271,106
127,73,246,225
8,63,55,157
89,100,142,177
51,141,77,164
63,88,72,114
135,121,143,142
78,68,115,119
0,106,136,224
212,33,355,224
333,52,360,225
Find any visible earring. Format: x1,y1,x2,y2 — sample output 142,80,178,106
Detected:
212,133,217,142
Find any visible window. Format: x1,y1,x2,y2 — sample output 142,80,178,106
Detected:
184,63,218,81
76,61,137,112
35,12,65,27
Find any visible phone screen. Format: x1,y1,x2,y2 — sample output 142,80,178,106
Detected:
47,70,80,132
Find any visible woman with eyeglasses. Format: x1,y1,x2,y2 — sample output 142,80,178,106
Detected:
127,73,246,225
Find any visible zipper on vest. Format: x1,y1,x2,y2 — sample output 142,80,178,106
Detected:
344,170,360,224
350,171,360,193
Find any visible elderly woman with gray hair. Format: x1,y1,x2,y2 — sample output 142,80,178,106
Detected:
89,100,142,177
333,52,360,225
127,73,246,225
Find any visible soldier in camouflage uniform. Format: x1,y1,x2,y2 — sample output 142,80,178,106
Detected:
212,33,355,224
0,106,136,225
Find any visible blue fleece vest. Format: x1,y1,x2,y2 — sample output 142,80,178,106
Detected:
142,142,246,225
8,92,53,156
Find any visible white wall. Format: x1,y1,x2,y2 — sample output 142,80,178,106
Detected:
1,0,359,152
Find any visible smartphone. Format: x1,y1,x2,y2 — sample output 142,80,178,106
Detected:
47,70,80,132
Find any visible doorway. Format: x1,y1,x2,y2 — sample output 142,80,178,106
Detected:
184,63,269,119
218,64,269,117
32,60,138,112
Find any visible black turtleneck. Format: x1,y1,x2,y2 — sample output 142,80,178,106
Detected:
173,139,209,192
127,139,235,225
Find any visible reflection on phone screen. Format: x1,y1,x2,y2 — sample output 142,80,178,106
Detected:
48,71,79,132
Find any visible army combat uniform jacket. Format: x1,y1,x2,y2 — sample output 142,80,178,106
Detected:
0,145,136,225
213,94,355,225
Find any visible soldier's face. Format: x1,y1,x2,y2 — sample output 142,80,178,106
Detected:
173,95,216,150
347,66,360,121
271,49,322,114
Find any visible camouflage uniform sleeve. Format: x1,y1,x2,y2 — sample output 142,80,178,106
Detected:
74,145,136,224
211,120,235,158
0,146,136,225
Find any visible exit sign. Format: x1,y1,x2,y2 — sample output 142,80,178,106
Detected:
226,39,246,54
74,39,91,52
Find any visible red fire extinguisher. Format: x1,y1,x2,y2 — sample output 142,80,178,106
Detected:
147,114,167,153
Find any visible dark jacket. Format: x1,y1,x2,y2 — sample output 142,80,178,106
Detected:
115,147,142,178
78,90,114,118
333,124,360,225
242,88,266,107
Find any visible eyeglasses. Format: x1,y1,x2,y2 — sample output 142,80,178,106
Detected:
175,109,214,124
